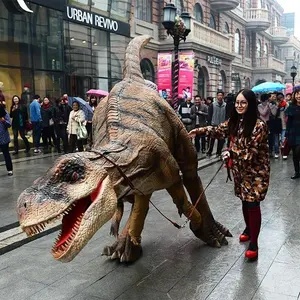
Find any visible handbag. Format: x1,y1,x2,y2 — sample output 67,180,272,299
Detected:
76,122,88,140
25,121,32,131
49,118,54,126
281,138,291,156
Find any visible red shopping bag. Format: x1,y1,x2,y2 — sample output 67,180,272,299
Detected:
281,138,291,156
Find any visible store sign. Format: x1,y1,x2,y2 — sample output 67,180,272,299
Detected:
207,55,222,66
231,73,240,81
2,0,32,13
65,6,130,37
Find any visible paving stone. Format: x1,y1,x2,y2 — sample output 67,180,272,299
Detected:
0,279,47,300
252,288,298,300
259,261,300,297
116,286,170,300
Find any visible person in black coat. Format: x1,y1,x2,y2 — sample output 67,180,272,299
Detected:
53,96,71,153
10,95,30,154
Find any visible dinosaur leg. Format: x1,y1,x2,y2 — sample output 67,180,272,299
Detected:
174,129,232,247
110,200,124,237
167,181,202,231
102,194,150,262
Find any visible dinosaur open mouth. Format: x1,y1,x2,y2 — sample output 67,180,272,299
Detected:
22,181,103,258
51,181,103,258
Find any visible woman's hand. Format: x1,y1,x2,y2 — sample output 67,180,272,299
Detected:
188,129,198,138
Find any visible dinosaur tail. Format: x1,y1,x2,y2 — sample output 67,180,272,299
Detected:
123,35,152,84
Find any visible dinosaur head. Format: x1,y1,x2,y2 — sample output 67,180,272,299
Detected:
17,153,117,262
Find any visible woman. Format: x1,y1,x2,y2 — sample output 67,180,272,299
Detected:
86,95,97,149
41,97,57,153
10,95,30,155
0,105,13,176
285,88,300,179
189,89,270,260
67,101,85,152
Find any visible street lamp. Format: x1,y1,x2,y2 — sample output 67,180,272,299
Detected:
162,3,191,110
290,65,297,88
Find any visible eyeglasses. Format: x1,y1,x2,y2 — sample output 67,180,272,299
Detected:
235,101,248,107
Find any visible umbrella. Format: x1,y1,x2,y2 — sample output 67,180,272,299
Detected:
252,82,286,93
68,97,93,121
286,83,300,94
86,89,109,97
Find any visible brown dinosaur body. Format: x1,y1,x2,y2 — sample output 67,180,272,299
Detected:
17,35,231,263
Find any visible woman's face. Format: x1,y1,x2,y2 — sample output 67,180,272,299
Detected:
295,92,300,105
43,98,49,105
73,102,79,111
91,97,96,103
13,97,19,105
235,93,249,115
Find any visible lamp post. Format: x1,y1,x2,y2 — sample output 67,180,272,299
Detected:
290,65,297,89
162,3,191,110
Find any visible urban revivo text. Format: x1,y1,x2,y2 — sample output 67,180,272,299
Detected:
66,6,128,36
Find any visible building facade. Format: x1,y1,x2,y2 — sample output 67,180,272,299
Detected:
133,0,289,98
0,0,131,102
0,0,290,103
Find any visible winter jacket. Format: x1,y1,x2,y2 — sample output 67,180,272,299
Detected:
0,110,11,145
10,106,28,129
209,101,226,126
67,110,86,135
190,104,208,127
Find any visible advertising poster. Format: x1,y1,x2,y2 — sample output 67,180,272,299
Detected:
178,51,194,100
157,52,172,99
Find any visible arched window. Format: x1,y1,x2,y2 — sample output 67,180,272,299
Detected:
194,3,203,23
134,0,152,23
245,78,251,89
256,39,261,57
245,35,250,58
264,44,268,56
140,58,155,82
274,16,280,27
175,0,183,15
245,0,251,9
234,29,241,54
223,22,230,34
257,0,264,8
209,14,216,30
219,71,226,92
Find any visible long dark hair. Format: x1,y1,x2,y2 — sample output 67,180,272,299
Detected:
291,88,300,105
11,95,22,110
89,95,98,108
228,89,258,138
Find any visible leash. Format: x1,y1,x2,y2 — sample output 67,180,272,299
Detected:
90,149,225,229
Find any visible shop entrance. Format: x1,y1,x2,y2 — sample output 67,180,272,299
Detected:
66,75,92,99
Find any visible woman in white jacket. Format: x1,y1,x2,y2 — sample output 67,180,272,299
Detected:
67,101,86,152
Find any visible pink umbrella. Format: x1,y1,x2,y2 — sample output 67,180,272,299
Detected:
86,89,109,97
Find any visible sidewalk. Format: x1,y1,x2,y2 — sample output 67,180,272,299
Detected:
0,158,299,299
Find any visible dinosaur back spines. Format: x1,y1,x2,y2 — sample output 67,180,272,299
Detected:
123,35,152,84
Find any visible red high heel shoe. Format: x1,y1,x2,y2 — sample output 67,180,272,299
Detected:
245,249,258,259
239,233,250,242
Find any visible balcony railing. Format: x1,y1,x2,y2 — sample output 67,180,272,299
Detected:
244,8,270,31
255,55,285,73
190,20,233,54
244,8,269,21
269,26,288,37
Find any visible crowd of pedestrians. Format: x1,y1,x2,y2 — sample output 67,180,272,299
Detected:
0,92,100,176
175,88,300,180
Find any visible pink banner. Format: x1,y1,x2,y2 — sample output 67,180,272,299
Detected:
157,52,172,99
178,52,194,100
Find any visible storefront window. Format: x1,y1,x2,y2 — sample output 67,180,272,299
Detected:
68,0,89,9
92,29,108,77
32,6,63,70
34,71,64,99
110,33,130,86
111,0,131,20
91,0,109,13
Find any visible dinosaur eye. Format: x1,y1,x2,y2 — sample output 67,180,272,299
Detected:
72,172,79,182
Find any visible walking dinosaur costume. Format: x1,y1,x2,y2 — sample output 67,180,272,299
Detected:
17,35,231,263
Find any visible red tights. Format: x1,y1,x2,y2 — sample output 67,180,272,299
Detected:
242,201,261,249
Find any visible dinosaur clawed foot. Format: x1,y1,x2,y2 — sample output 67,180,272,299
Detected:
102,234,143,263
190,219,232,248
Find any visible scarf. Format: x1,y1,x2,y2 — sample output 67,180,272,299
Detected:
42,103,51,110
278,100,287,108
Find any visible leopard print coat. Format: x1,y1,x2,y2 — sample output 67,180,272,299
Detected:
195,119,270,202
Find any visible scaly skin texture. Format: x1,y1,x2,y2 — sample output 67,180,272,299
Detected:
17,35,231,263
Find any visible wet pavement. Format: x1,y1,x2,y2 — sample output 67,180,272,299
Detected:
0,155,299,299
